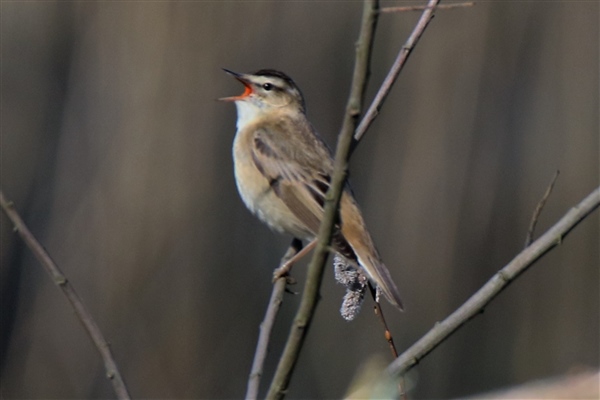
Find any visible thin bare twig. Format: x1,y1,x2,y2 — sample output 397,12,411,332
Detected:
525,170,560,248
381,2,474,14
374,303,398,357
245,239,303,400
0,190,131,400
266,1,381,399
368,284,407,400
368,283,398,358
352,0,440,149
388,186,600,377
273,239,317,280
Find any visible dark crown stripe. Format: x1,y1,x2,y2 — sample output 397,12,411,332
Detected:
254,69,296,87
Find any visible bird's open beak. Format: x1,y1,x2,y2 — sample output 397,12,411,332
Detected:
219,69,253,102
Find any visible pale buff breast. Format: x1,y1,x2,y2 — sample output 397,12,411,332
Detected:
232,126,313,240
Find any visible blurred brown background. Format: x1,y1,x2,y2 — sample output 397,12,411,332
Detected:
1,2,598,399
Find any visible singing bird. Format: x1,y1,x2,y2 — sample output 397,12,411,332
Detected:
220,69,403,310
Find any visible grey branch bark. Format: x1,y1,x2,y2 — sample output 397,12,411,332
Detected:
387,186,600,377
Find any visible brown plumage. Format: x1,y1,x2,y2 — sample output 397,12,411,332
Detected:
220,69,403,310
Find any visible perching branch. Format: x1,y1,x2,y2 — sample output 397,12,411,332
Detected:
0,190,131,400
245,239,302,400
265,1,381,399
266,0,440,398
387,186,600,377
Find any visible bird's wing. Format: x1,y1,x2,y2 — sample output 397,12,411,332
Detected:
250,125,331,235
251,124,403,310
251,125,360,260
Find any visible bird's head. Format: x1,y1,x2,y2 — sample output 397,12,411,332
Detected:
220,69,306,115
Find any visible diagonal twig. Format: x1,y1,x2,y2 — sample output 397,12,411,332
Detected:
525,170,560,248
0,190,131,400
352,0,440,150
387,186,600,377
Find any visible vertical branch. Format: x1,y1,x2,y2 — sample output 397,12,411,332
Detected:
265,1,380,399
0,191,131,400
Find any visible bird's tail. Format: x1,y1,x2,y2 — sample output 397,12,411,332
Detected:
358,254,404,310
338,194,404,311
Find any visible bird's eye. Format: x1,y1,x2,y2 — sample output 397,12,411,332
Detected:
262,83,273,91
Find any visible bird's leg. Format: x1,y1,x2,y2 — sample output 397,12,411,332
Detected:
273,239,318,281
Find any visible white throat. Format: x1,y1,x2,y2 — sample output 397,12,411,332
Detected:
234,100,264,130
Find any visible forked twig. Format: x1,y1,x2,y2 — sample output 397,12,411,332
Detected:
352,0,440,148
525,170,560,248
0,190,131,400
388,186,600,377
